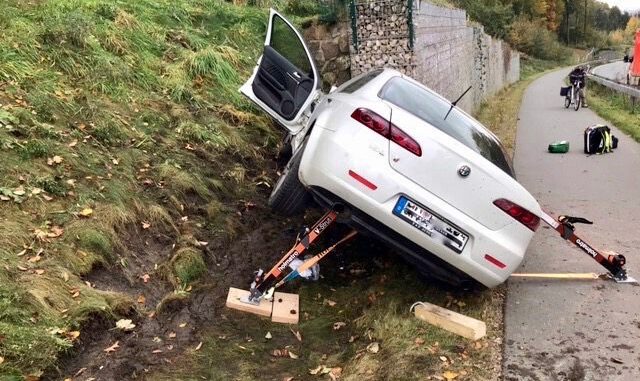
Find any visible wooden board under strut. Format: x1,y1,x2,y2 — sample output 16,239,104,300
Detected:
271,292,299,324
413,302,486,340
225,287,272,317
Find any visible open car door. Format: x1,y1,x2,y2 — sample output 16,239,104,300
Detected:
240,9,319,135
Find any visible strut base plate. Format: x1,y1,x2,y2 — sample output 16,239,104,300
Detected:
226,287,272,317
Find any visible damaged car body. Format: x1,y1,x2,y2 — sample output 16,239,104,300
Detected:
240,9,543,289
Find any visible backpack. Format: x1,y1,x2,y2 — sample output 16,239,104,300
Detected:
584,125,613,155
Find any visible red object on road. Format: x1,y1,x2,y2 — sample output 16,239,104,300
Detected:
631,30,640,77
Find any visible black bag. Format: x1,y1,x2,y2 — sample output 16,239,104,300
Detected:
612,135,618,149
560,87,570,96
584,125,612,154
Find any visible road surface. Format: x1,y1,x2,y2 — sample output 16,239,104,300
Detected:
592,61,628,83
503,68,640,380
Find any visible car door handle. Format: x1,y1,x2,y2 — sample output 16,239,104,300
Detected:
287,71,302,84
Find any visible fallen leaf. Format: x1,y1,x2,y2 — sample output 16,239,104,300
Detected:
115,319,136,331
13,187,26,196
67,331,80,340
265,331,272,340
17,265,28,271
79,208,93,217
271,349,291,358
28,254,42,263
152,349,163,354
35,269,45,275
168,332,176,339
309,365,333,375
333,322,347,331
104,341,120,353
324,299,337,307
112,158,119,165
179,322,187,328
142,221,151,229
48,226,64,238
68,140,78,147
439,355,449,362
195,342,203,351
137,295,146,304
443,370,459,380
611,357,624,364
288,351,299,359
414,337,425,346
62,272,69,282
141,273,150,283
282,377,294,381
0,356,3,364
329,367,342,381
52,155,63,164
16,249,26,256
31,187,42,195
290,328,302,341
42,194,53,201
366,341,380,354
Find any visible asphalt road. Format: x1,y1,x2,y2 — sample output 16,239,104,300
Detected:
503,68,640,380
592,61,629,83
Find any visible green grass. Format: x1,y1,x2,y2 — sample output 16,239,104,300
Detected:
587,83,640,142
0,0,281,377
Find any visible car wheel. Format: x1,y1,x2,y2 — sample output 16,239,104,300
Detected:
268,140,311,216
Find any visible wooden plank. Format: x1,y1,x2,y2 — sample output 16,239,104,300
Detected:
225,287,272,317
272,292,299,324
413,302,486,340
511,273,600,279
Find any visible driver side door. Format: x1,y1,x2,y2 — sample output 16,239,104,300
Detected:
240,9,320,135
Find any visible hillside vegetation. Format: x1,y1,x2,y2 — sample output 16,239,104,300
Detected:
0,0,277,377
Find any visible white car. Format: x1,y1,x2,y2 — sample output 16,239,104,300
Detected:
240,10,542,288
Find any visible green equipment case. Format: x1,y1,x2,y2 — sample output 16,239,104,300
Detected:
548,140,569,153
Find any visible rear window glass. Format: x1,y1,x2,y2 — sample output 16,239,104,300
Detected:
339,69,383,94
380,77,514,176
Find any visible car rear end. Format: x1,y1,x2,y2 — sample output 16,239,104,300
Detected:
299,69,541,288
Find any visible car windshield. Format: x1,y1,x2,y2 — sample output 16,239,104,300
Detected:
380,77,514,177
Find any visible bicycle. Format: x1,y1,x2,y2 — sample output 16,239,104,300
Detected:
564,79,582,111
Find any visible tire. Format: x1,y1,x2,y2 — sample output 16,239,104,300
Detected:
268,140,311,216
564,96,571,108
574,95,581,111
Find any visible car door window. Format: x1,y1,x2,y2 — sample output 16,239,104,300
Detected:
270,16,313,78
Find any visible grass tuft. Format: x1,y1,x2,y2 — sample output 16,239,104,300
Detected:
171,247,207,286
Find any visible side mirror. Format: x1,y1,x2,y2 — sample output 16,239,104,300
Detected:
329,85,338,94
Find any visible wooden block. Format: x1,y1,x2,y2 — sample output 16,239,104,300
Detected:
272,292,299,324
225,287,272,317
511,273,600,279
413,302,486,340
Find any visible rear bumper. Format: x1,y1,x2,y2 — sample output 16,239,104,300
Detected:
309,186,480,289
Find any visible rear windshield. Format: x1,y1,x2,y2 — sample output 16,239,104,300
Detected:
339,69,384,94
380,77,514,177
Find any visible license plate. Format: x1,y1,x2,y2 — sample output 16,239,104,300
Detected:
393,196,469,253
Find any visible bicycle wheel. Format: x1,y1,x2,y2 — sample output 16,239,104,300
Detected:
564,96,571,108
574,95,581,111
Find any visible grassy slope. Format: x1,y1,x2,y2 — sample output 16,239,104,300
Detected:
0,0,280,377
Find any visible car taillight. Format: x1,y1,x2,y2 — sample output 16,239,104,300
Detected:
493,198,540,231
351,108,422,156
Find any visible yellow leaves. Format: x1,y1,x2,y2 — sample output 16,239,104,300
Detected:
68,139,78,148
104,341,120,353
443,370,459,380
115,319,136,331
332,322,346,331
48,226,64,238
47,155,64,166
366,342,379,354
323,299,337,307
79,208,93,217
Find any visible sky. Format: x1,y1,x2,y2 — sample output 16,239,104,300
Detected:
597,0,640,12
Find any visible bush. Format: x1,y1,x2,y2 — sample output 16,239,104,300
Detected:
508,16,571,61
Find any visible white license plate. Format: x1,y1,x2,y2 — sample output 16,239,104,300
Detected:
393,196,469,253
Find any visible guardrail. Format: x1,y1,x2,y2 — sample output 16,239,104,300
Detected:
587,62,640,99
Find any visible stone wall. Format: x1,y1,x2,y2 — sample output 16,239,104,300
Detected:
303,21,351,89
349,0,520,113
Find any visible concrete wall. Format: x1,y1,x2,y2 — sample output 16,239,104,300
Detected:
349,0,520,113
